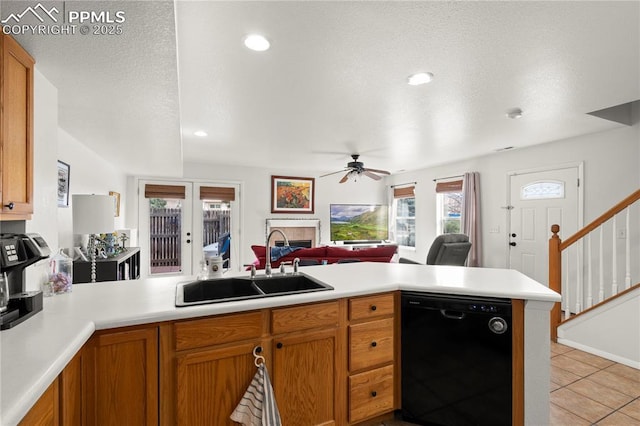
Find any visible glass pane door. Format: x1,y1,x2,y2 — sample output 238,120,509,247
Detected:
138,180,193,278
193,183,241,272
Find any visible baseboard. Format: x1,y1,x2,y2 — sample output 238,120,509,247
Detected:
557,337,640,369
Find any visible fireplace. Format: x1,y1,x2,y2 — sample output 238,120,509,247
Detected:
266,219,321,248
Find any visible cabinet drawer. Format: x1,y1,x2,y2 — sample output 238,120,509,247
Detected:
174,311,263,351
349,318,394,371
349,293,394,321
271,301,339,334
349,364,394,423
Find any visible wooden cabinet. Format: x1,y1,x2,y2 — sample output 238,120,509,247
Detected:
73,248,141,283
18,351,82,426
347,292,398,424
0,34,34,220
18,377,59,426
176,341,260,425
161,310,267,426
83,325,158,425
161,301,348,426
348,365,394,423
20,293,401,426
270,300,346,426
59,351,83,425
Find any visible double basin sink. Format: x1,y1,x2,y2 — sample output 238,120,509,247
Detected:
175,273,333,307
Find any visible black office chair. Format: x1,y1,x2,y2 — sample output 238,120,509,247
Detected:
400,234,471,266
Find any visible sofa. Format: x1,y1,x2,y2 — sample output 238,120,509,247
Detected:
250,245,398,270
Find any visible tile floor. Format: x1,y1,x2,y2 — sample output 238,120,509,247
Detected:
381,342,639,425
550,342,640,425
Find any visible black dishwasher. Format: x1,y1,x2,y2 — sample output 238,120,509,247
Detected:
401,292,512,426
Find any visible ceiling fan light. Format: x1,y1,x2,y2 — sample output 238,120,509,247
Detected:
407,72,434,86
244,34,270,51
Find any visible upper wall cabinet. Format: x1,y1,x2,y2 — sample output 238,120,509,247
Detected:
0,34,34,221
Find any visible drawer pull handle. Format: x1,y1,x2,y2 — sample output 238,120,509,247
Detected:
371,391,377,397
276,342,283,349
4,202,14,210
371,305,377,311
371,341,377,347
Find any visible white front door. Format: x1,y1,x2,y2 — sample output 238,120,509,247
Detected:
508,165,582,285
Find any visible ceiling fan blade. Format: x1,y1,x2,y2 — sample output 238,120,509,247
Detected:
319,168,348,178
339,172,351,183
363,167,390,175
363,170,382,180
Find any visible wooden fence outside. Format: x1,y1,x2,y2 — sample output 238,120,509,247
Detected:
149,208,231,272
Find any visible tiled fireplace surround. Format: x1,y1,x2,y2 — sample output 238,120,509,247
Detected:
265,219,321,247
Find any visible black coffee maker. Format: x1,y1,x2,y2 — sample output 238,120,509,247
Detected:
0,233,51,330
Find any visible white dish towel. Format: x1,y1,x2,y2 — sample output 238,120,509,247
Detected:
230,363,282,426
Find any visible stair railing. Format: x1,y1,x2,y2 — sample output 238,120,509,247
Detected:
549,188,640,340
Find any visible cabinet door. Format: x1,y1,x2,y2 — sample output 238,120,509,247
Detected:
175,341,260,426
83,326,158,426
18,377,59,426
59,350,83,425
1,34,34,219
272,328,339,426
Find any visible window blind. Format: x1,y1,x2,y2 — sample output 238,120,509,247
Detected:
435,180,463,193
199,186,236,201
393,186,415,198
144,184,186,199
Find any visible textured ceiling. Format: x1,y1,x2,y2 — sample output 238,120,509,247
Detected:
3,1,640,177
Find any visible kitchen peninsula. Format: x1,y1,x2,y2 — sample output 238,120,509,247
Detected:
0,262,559,425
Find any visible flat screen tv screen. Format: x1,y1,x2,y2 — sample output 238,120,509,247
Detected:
330,204,389,242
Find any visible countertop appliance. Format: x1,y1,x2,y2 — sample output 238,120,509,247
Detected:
0,233,51,330
401,291,512,425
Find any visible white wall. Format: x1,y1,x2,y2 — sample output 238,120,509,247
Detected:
387,123,640,268
57,128,127,249
22,68,128,291
558,288,640,368
174,164,388,266
24,69,60,290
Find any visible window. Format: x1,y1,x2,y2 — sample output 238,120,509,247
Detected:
393,186,415,247
436,180,463,234
520,180,565,200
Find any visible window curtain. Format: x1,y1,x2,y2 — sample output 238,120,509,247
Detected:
462,172,481,267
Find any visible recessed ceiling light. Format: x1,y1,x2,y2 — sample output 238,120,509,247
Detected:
506,108,523,119
407,72,434,86
194,130,208,137
244,34,270,52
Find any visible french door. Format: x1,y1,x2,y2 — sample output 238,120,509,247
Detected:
138,180,240,278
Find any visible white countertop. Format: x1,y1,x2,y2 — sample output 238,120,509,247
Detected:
0,263,559,425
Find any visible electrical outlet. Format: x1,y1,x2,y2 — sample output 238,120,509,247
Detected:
617,228,626,239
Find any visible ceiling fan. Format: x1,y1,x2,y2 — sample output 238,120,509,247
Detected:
320,154,391,183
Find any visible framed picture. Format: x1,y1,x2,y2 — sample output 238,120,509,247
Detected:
57,161,70,207
109,191,121,217
271,176,315,214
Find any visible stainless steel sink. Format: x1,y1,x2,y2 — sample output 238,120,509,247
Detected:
175,273,333,307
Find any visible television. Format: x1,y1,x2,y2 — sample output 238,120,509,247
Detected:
330,204,389,242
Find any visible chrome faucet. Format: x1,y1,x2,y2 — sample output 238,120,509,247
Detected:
265,229,289,277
